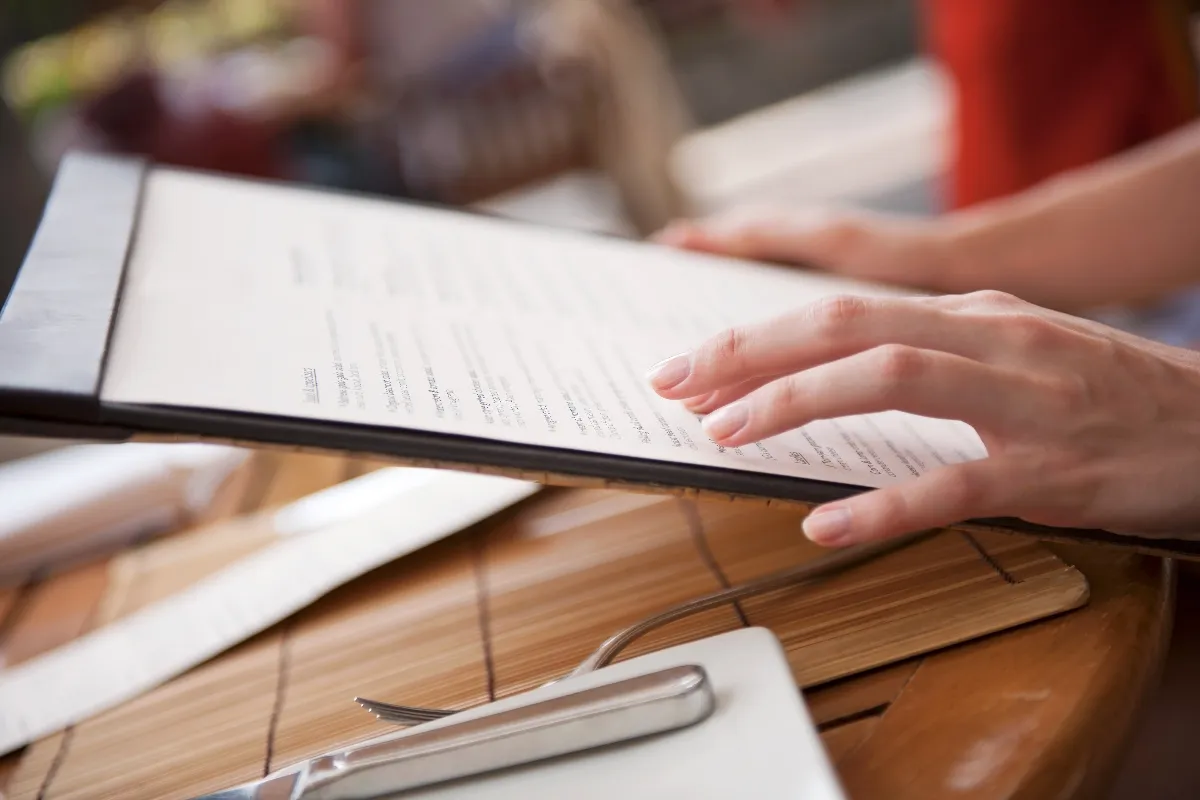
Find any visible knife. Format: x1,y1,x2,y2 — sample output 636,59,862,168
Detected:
193,664,715,800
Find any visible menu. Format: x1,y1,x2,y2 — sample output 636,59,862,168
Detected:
101,169,987,489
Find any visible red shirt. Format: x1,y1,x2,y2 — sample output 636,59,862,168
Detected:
923,0,1199,208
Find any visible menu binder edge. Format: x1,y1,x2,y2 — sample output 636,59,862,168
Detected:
108,403,1200,560
0,152,145,424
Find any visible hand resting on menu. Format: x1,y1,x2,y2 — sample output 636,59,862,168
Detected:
647,291,1200,546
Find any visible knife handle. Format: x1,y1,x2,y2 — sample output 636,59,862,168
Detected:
298,664,715,800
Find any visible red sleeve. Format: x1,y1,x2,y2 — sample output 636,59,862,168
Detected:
923,0,1199,209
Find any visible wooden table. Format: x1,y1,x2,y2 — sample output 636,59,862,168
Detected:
0,450,1173,800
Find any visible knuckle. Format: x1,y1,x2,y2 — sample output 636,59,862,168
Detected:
941,467,986,513
820,214,868,250
1088,332,1122,362
808,294,869,334
1045,373,1094,416
966,289,1023,309
873,344,927,385
707,326,752,368
871,488,912,523
1005,313,1059,350
763,377,801,420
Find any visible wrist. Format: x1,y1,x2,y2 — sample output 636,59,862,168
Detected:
928,189,1066,301
915,212,1004,297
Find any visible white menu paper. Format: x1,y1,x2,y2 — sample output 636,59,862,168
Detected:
101,169,986,490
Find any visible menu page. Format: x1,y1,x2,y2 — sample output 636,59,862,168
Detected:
101,169,987,489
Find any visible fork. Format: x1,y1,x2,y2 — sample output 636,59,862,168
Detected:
354,527,936,726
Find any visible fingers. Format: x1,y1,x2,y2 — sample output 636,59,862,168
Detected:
648,295,996,401
653,208,864,266
682,377,776,414
698,347,1035,446
802,458,1018,546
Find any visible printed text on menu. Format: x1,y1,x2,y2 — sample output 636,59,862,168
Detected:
101,169,988,489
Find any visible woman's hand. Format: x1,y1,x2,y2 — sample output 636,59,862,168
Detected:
654,205,955,292
646,290,1200,546
655,116,1200,311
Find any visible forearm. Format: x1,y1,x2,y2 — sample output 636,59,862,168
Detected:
933,121,1200,312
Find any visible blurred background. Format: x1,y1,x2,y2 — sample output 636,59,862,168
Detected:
4,3,1200,796
0,0,929,241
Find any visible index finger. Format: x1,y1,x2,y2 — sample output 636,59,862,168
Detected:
647,294,986,400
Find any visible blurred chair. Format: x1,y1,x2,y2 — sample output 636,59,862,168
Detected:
69,1,690,237
358,0,694,235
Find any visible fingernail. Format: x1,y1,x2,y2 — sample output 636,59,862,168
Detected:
701,402,749,440
683,391,716,412
803,507,852,545
647,353,691,391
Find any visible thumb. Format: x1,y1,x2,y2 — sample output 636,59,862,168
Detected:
801,459,1017,547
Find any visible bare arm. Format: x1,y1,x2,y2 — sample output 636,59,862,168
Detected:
941,120,1200,311
657,119,1200,313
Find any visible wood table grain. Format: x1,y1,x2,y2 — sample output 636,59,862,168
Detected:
0,451,1173,800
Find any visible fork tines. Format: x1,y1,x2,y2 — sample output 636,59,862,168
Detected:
354,696,453,726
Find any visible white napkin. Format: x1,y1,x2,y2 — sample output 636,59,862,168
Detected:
0,442,250,582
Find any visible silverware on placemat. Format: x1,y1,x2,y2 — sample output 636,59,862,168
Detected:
358,528,934,726
192,665,713,800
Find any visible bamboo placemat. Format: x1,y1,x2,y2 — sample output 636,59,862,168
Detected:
4,454,1088,800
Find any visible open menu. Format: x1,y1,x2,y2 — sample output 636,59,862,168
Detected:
101,167,986,494
4,153,1191,554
